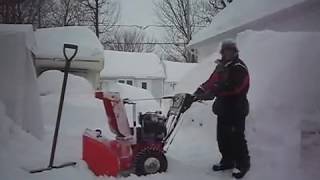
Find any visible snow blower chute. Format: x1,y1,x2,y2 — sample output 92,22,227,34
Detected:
82,92,194,176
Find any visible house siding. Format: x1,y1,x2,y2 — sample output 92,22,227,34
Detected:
101,78,165,99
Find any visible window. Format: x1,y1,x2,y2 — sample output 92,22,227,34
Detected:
141,82,148,89
126,80,133,86
118,79,134,86
170,82,176,88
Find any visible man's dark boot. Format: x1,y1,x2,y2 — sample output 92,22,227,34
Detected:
212,161,234,171
232,163,250,179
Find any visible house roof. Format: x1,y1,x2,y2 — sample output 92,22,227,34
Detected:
163,61,197,82
189,0,305,47
34,26,104,61
101,50,166,79
0,24,36,51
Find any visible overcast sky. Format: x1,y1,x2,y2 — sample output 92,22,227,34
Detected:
119,0,157,26
118,0,164,39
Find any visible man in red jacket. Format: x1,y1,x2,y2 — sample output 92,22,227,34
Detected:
193,40,250,179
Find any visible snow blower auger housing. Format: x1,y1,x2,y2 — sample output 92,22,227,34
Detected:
82,92,194,177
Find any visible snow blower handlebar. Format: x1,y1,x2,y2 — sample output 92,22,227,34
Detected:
163,93,195,151
122,96,174,102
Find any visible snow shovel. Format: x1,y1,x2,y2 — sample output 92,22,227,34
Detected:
30,44,78,173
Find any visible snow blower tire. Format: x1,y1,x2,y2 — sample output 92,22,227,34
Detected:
134,148,168,176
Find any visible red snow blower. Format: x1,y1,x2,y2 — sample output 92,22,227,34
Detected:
82,92,194,176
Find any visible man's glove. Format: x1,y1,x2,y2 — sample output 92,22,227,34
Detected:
192,88,204,102
192,94,200,102
193,88,204,96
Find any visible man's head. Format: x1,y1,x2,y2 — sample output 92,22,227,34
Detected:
220,40,238,61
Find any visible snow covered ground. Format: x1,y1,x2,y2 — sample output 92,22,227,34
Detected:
0,70,219,180
1,30,320,180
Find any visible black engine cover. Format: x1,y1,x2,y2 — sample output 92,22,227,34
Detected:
138,112,167,141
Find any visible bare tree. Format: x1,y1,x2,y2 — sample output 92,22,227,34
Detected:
209,0,233,10
155,0,234,62
194,0,219,24
80,0,119,38
41,0,86,27
0,0,82,26
155,0,210,62
0,0,41,24
104,28,156,53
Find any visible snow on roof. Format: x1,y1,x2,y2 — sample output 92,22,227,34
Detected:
101,50,165,79
106,82,160,113
34,26,104,61
163,61,197,82
0,24,36,51
190,0,305,46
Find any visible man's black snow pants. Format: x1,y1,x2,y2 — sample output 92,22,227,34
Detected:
216,114,250,169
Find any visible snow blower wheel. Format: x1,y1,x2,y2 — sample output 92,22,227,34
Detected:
134,148,168,176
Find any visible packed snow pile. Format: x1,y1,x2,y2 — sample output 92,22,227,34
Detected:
178,30,320,180
163,61,197,83
0,101,15,146
34,26,104,61
0,30,44,139
0,100,44,180
0,24,36,51
1,69,114,180
38,70,94,96
38,70,114,137
102,50,165,78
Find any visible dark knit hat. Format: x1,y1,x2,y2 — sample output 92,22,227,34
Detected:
220,39,238,53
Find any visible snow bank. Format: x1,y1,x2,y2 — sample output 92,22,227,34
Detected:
0,101,13,145
178,30,320,180
34,26,104,61
102,50,165,78
163,61,197,82
1,69,114,180
0,24,36,51
38,70,114,137
175,53,220,94
190,0,305,46
38,70,94,96
0,100,44,180
238,30,320,180
0,31,44,139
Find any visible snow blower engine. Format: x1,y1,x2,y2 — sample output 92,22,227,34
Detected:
82,92,194,177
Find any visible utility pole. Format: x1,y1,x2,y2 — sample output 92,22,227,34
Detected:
95,0,99,38
186,0,193,62
186,0,191,44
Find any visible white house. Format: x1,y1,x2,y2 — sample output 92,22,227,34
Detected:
101,50,166,98
189,0,320,60
33,26,104,89
163,61,197,95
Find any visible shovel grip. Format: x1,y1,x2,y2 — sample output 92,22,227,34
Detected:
63,43,78,62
